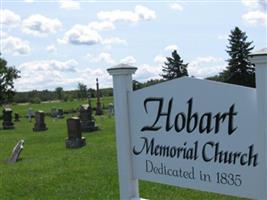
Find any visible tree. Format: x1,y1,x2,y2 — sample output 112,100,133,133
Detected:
223,27,255,87
55,87,64,100
133,80,142,91
77,83,87,99
160,50,188,80
0,55,20,105
88,88,96,98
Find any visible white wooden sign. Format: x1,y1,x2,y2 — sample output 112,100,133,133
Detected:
107,50,267,200
129,77,265,199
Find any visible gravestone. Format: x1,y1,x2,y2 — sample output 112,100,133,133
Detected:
57,108,64,118
65,117,86,148
8,140,24,163
33,111,48,131
2,108,14,129
14,113,20,122
108,103,114,117
51,108,58,118
95,78,103,115
79,105,98,132
28,107,33,122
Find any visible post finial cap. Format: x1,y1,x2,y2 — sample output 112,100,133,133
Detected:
107,63,137,76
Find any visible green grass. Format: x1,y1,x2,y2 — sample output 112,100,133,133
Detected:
0,99,247,200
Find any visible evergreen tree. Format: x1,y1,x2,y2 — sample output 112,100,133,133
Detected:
0,54,20,105
223,27,255,87
160,50,188,80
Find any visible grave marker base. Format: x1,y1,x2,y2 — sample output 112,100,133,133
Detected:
65,137,86,148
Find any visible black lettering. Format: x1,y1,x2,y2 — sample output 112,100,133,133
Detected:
202,141,214,162
199,112,213,133
174,112,186,132
141,98,173,132
186,98,198,133
133,137,154,155
228,104,238,135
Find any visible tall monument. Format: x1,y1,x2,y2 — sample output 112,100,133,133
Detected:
95,78,103,115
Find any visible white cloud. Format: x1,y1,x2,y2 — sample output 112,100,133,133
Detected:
0,9,21,27
241,0,266,10
2,35,31,55
81,68,107,78
188,56,226,78
19,59,78,72
133,54,167,81
24,0,34,3
59,24,126,46
154,55,167,66
59,0,80,10
22,14,62,37
134,5,156,21
242,0,267,26
88,21,115,31
15,59,79,90
120,56,137,65
59,24,102,45
97,5,156,23
15,59,113,91
134,64,161,82
87,52,115,64
79,68,111,88
164,44,178,52
46,45,56,53
15,70,82,91
170,3,184,12
242,10,267,26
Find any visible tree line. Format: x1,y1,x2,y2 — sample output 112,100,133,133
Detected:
11,85,113,104
0,26,256,105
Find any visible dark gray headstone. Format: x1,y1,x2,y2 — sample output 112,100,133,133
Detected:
108,103,114,117
79,105,98,132
8,140,24,163
2,108,14,129
33,111,47,132
28,108,33,122
51,108,58,118
14,113,20,122
57,108,64,118
65,117,86,148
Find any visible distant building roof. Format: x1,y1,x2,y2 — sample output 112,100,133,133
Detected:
251,48,267,56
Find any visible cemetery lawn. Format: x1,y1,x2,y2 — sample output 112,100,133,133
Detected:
0,99,247,200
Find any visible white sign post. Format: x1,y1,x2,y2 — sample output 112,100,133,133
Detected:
107,64,144,200
251,49,267,200
108,49,267,200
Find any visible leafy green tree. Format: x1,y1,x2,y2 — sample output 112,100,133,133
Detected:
223,27,255,87
88,88,96,98
55,87,64,100
77,82,87,99
133,80,142,91
0,55,20,105
160,50,188,80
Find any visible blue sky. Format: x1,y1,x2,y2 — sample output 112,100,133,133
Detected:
1,0,266,91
